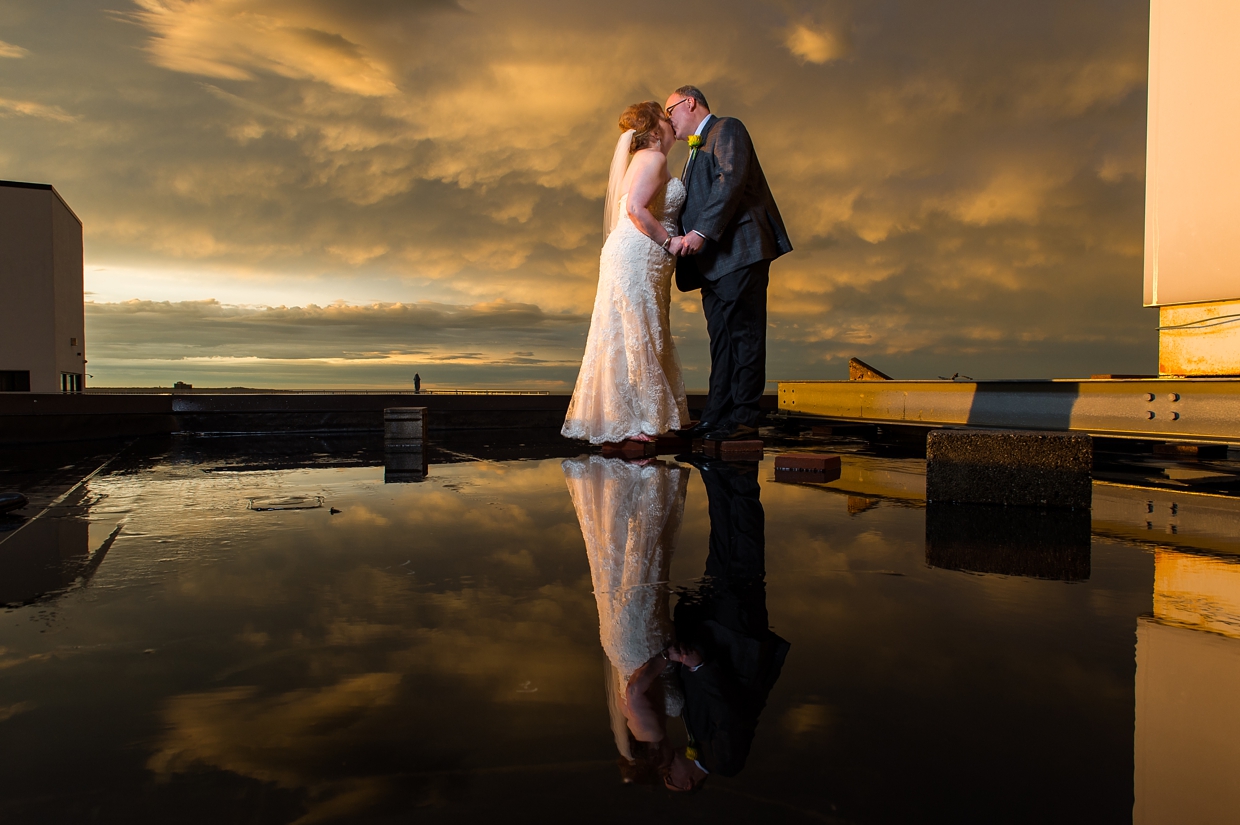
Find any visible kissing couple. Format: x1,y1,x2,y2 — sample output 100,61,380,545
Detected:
562,85,793,446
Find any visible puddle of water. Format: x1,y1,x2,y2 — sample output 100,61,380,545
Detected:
0,438,1237,823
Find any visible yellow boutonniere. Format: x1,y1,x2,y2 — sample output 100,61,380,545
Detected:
687,134,702,161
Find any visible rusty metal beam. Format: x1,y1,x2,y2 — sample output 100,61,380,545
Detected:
778,378,1240,444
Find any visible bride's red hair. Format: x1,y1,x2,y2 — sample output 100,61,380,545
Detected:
619,101,667,153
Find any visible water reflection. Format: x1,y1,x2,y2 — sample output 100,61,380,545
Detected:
564,456,687,782
0,492,120,606
671,458,790,787
925,504,1091,581
8,437,1230,821
1135,549,1240,824
565,456,789,791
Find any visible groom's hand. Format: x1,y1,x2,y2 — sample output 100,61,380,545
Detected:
680,231,705,255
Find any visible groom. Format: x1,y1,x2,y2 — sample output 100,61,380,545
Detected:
665,86,793,441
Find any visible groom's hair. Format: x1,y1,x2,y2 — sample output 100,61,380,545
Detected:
673,85,710,112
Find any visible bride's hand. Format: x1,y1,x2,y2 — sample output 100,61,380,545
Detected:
668,235,685,256
679,231,705,255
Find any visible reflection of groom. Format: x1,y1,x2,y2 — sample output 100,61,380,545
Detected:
665,86,793,441
663,459,790,791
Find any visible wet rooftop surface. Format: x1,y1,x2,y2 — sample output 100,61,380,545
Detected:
2,432,1239,823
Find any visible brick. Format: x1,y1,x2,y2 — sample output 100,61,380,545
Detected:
774,453,841,472
925,429,1092,509
711,438,764,452
705,439,764,460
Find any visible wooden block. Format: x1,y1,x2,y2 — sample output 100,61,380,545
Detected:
774,466,841,485
775,453,841,472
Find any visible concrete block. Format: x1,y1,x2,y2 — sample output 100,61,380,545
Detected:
775,453,841,472
384,407,426,444
926,429,1092,509
925,504,1091,580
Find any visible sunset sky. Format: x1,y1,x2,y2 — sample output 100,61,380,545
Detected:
0,0,1153,389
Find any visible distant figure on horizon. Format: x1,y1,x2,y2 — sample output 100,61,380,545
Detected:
413,373,421,394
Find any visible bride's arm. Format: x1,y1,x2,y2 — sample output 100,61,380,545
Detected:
625,151,674,249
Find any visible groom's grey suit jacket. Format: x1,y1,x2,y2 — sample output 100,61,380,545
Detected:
675,115,793,292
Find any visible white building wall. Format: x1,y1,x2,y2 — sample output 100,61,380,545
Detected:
0,182,84,392
1144,0,1240,307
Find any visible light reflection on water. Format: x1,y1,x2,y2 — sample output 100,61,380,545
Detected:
1,437,1238,822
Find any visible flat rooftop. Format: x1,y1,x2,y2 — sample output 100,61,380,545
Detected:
2,430,1239,822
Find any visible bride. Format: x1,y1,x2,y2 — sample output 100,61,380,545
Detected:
562,102,690,445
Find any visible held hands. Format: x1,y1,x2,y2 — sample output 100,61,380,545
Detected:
666,232,704,257
678,231,705,255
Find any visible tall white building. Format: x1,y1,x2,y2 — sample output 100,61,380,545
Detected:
0,180,85,392
1145,0,1240,375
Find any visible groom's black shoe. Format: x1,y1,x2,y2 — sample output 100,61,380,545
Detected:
705,422,759,441
682,420,716,438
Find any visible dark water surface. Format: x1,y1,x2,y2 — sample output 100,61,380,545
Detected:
1,436,1236,824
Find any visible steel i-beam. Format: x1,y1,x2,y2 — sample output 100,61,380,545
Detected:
778,378,1240,445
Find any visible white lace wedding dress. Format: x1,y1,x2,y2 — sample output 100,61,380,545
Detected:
562,178,690,444
563,456,686,718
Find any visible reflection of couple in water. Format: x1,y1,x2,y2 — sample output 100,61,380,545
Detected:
563,454,789,791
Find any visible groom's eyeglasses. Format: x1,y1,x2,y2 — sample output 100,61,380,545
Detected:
665,99,690,117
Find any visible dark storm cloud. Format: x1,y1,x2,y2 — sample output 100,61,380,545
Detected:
2,0,1155,385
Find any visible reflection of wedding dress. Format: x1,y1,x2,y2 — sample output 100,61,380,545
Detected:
562,179,690,444
563,456,687,718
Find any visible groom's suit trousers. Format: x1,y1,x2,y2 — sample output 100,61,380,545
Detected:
700,260,769,429
675,461,789,777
